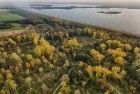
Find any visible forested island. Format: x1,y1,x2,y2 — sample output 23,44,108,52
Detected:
0,8,140,94
97,11,121,14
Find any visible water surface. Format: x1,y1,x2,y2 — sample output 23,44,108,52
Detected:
16,3,140,35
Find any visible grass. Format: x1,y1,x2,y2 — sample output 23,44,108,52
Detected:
0,11,25,22
0,23,23,32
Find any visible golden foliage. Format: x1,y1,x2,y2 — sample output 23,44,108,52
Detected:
58,92,64,94
1,68,6,74
25,77,32,87
34,37,55,57
8,38,17,45
108,48,126,58
5,79,17,90
94,66,112,76
15,66,20,73
86,65,112,79
134,47,140,54
111,66,126,80
130,85,136,94
86,65,94,78
136,53,140,59
84,27,93,34
30,58,42,67
10,53,21,63
79,61,85,67
0,19,139,94
65,38,79,46
100,43,107,50
16,36,21,43
6,73,13,79
104,90,111,94
64,60,70,68
74,89,81,94
124,44,132,51
90,49,105,62
34,45,42,56
59,85,71,94
26,54,33,61
85,64,126,81
106,40,122,47
115,57,126,65
32,32,40,45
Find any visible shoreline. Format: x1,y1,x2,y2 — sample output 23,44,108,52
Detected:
23,8,140,39
44,14,140,39
1,8,140,39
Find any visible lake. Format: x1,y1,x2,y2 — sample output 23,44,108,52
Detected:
16,3,140,35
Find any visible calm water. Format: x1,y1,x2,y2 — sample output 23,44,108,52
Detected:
16,3,140,35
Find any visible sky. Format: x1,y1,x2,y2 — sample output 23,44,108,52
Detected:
0,0,140,2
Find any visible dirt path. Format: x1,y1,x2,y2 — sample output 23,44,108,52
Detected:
0,29,25,38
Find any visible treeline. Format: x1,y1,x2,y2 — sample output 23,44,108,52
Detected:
0,22,12,29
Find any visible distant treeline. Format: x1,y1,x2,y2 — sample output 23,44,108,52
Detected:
0,22,12,29
30,6,95,10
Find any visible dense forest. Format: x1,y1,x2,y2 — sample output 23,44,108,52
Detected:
0,9,140,94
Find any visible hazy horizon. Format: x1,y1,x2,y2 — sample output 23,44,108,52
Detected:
0,0,140,3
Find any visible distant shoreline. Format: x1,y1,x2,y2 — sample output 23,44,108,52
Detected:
1,2,140,9
30,4,96,10
29,4,140,10
28,2,140,9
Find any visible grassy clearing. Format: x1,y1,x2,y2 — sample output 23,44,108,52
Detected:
0,23,24,32
0,11,25,22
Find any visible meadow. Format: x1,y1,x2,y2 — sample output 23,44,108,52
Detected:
0,11,25,22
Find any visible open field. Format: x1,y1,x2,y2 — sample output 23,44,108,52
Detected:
0,9,30,31
0,23,24,31
0,9,46,31
0,11,25,22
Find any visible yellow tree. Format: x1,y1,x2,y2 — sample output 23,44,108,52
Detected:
8,38,17,46
108,48,126,58
26,54,33,62
10,53,22,64
124,44,132,51
90,49,105,62
111,66,126,80
34,37,55,57
32,32,40,45
65,38,79,46
115,57,126,65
